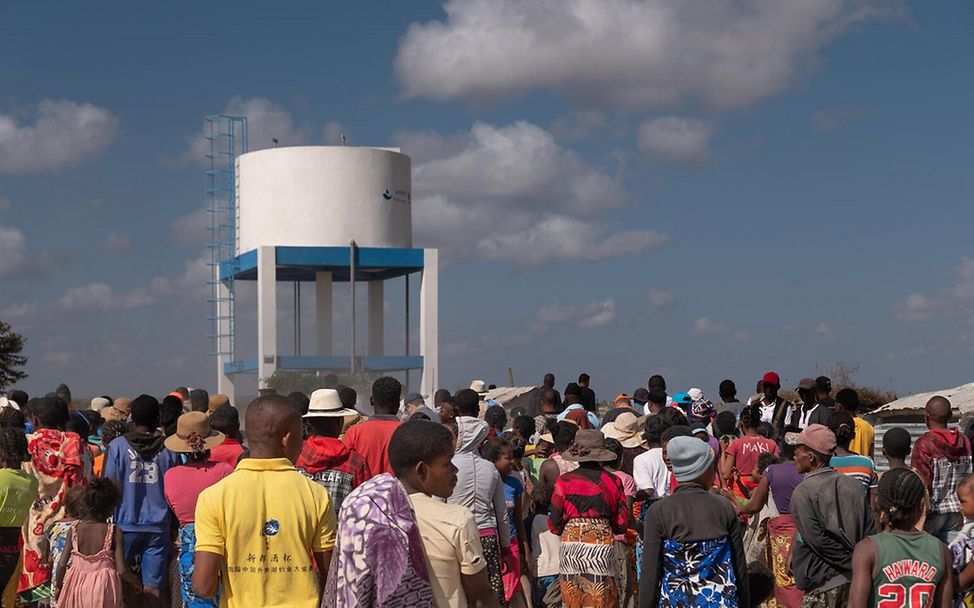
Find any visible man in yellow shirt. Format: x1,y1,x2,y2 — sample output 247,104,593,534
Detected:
391,420,499,608
836,388,875,458
193,395,336,608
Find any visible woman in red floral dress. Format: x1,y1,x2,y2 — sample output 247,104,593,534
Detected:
19,397,84,603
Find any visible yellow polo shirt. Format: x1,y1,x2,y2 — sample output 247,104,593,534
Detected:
850,416,875,458
195,458,336,608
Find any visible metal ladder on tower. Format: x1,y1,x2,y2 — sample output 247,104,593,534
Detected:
205,115,248,365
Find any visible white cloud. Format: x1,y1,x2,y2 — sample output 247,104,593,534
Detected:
535,302,578,325
0,227,27,279
578,299,617,328
0,302,37,321
638,117,714,167
692,316,749,342
406,121,628,215
534,299,617,331
0,100,118,173
895,292,942,322
141,252,210,300
396,0,904,110
0,225,70,281
171,206,210,246
167,97,311,167
399,121,667,265
892,257,974,324
59,282,116,311
473,214,668,265
647,288,676,310
54,251,210,316
97,232,133,253
58,280,161,313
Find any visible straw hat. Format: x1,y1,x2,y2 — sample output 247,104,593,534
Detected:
164,412,225,453
469,380,488,395
101,396,132,422
207,393,230,414
304,389,358,418
602,412,642,448
562,430,617,463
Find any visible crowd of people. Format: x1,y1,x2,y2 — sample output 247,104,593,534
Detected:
0,371,972,607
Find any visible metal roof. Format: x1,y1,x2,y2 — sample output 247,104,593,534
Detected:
871,382,974,416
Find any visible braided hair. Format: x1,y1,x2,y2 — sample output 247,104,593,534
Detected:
740,404,762,430
0,427,29,466
876,468,927,529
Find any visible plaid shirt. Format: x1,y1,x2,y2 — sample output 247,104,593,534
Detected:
914,429,973,513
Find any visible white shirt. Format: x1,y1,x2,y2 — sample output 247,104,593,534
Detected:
632,447,671,498
759,401,776,423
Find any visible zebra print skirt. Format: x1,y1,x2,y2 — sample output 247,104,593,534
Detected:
559,518,618,608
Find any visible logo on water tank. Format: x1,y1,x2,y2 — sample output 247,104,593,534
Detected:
381,189,411,204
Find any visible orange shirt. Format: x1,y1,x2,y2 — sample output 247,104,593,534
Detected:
93,453,105,477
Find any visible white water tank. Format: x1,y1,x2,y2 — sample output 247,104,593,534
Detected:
236,146,412,253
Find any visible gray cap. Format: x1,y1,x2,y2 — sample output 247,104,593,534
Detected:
404,392,425,405
409,406,438,421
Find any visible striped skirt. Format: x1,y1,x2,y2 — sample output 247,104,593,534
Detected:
560,518,618,608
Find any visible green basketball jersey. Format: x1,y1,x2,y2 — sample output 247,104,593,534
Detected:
870,531,945,608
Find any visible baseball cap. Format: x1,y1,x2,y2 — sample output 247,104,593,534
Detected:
815,376,832,391
614,393,632,404
762,371,780,386
797,424,837,454
687,388,704,402
404,392,425,405
796,378,814,391
632,388,650,403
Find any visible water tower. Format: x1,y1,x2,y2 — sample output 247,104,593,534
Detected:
204,116,438,405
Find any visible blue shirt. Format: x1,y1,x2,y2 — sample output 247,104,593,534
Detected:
104,433,181,533
502,474,524,541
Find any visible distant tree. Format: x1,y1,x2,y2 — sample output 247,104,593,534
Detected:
0,321,27,390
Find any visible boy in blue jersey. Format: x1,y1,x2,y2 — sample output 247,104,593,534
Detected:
104,394,181,607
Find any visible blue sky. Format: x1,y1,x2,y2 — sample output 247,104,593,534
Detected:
1,1,972,402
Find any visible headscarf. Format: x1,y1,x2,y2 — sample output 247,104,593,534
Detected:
323,473,434,608
565,407,593,430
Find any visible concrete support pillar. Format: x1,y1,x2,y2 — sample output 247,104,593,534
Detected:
368,280,384,356
216,278,235,405
315,271,333,356
257,246,277,389
420,249,438,397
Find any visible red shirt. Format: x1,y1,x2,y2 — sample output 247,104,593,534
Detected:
209,437,245,468
342,417,400,477
726,436,779,489
164,460,234,525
